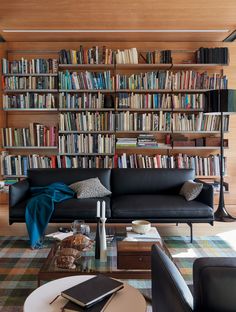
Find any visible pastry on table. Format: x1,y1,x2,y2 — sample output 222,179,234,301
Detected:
55,255,76,269
60,233,93,251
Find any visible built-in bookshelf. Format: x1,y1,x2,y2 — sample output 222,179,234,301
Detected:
0,46,230,180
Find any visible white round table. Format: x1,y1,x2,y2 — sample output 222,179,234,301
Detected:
24,275,146,312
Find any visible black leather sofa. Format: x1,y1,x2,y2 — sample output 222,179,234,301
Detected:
9,168,214,241
151,244,236,312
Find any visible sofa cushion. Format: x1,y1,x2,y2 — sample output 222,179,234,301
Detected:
111,168,195,196
52,197,111,219
69,178,111,199
180,180,203,201
27,168,111,190
10,197,111,221
111,195,213,219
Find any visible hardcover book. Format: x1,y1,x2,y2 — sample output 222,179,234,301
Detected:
62,294,114,312
61,275,123,308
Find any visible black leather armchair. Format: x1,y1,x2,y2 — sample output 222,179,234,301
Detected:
151,244,236,312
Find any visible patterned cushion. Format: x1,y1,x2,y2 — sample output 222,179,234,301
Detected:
69,178,111,199
179,180,203,201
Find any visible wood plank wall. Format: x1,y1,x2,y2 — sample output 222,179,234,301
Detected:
1,41,236,212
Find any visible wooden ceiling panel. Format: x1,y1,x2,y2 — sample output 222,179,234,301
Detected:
0,0,236,41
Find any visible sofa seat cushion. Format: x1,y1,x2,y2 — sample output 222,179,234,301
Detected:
52,197,111,219
10,197,111,220
111,195,213,219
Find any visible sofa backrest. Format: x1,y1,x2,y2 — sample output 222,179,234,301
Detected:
27,168,111,190
111,168,195,195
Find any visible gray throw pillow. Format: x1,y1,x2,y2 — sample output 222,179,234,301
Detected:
179,180,203,201
69,177,111,199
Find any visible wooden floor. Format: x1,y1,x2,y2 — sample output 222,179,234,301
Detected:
1,204,236,237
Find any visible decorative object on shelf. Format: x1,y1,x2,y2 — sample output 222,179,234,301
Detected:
95,201,101,259
100,200,107,262
207,89,236,221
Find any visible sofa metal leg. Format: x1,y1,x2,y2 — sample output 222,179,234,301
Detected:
187,223,193,243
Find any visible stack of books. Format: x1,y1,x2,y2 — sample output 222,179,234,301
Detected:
116,138,137,148
125,226,161,242
61,275,123,312
137,134,158,147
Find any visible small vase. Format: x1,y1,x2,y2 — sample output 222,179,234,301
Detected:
95,217,100,259
100,217,107,262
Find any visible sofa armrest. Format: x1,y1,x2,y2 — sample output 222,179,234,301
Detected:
194,179,214,208
9,178,30,207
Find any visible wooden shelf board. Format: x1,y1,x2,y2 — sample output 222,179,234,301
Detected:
116,108,172,112
116,63,172,69
116,131,171,134
116,145,171,150
3,146,58,149
116,89,209,93
59,89,115,93
172,63,228,69
58,153,114,156
4,89,58,93
59,131,115,134
3,108,57,112
172,146,226,150
58,64,114,69
3,73,58,77
58,108,115,111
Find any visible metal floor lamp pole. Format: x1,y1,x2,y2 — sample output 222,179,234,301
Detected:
214,89,235,221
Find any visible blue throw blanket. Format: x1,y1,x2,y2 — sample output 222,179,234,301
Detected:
25,182,75,248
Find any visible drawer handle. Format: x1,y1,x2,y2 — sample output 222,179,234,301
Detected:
138,257,143,262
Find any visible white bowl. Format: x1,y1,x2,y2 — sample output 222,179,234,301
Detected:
132,220,151,234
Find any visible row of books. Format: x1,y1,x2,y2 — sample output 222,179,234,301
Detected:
172,113,229,132
2,58,58,74
1,125,57,147
59,92,106,109
116,48,139,64
3,70,228,92
115,111,171,131
58,134,115,154
0,151,226,176
58,71,114,90
3,76,57,90
117,153,226,176
59,47,115,65
59,47,228,65
196,47,229,64
59,112,115,132
116,93,205,109
3,93,56,109
0,152,114,175
116,71,228,90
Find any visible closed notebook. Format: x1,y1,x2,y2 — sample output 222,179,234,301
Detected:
62,294,114,312
61,275,123,307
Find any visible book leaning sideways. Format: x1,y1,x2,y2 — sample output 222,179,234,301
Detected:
61,275,124,308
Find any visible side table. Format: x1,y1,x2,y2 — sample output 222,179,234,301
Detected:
24,275,146,312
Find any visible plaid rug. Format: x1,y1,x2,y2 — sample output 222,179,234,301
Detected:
0,233,236,312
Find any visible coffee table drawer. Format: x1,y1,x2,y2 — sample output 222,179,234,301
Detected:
117,253,151,269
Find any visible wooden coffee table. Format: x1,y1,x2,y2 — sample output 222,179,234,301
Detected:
38,226,168,286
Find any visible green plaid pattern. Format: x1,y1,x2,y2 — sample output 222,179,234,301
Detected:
0,235,236,311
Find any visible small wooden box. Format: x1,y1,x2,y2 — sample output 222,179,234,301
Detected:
117,241,162,269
